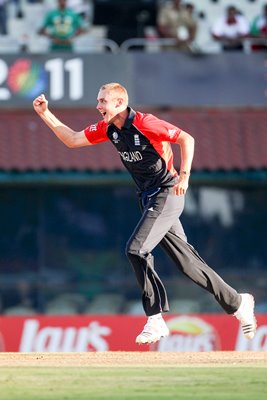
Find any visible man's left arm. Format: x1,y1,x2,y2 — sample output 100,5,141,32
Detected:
174,130,195,196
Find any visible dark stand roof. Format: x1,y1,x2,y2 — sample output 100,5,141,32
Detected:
1,108,266,172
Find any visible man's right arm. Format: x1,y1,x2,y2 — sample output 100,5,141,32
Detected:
33,94,91,148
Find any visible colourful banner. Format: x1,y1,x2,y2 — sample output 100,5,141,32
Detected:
0,53,266,108
0,314,266,352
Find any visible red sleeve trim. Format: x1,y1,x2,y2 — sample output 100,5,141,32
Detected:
84,121,109,144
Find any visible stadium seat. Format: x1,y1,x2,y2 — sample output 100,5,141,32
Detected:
0,35,20,53
73,26,110,53
3,305,37,315
44,293,89,314
124,300,144,315
27,35,50,53
169,299,201,313
84,293,125,314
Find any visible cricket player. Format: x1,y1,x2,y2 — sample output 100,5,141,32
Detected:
33,83,257,344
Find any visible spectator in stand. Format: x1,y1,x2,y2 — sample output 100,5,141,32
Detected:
0,0,8,35
211,5,249,51
38,0,87,52
156,0,197,51
250,3,267,51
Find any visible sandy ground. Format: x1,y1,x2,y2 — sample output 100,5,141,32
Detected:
0,351,266,367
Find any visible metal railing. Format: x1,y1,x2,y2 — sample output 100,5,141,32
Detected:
1,35,266,55
120,37,267,54
101,38,120,53
120,37,179,52
73,38,120,54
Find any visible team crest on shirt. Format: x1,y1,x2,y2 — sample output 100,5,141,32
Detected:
134,134,140,146
112,131,120,143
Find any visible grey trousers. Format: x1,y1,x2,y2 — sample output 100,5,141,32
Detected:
126,187,241,316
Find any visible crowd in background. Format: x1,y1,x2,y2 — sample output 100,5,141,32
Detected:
0,0,267,53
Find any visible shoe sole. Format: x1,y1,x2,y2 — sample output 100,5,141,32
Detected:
243,317,257,339
136,332,169,345
242,294,257,340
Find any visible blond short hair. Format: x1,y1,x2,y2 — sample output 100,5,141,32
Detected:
100,83,128,105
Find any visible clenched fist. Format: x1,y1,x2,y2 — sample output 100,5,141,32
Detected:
33,94,48,114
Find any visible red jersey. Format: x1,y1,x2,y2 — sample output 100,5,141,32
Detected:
84,107,181,192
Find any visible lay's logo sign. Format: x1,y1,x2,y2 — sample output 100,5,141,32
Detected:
151,316,221,352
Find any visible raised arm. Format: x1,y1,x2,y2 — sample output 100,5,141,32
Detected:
174,130,195,196
33,94,91,148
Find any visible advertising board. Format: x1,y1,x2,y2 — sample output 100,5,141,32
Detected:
0,314,266,352
0,53,266,108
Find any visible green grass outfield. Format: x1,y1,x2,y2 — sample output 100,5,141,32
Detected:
0,352,266,400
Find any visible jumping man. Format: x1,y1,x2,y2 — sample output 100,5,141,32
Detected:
33,83,257,344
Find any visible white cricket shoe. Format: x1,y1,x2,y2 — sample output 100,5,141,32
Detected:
136,315,169,344
234,293,257,339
